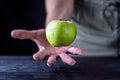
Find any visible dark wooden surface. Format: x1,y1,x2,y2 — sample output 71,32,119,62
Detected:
0,56,120,80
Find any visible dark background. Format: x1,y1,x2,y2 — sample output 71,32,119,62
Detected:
0,0,46,55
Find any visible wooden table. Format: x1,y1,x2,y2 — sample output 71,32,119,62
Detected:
0,56,120,80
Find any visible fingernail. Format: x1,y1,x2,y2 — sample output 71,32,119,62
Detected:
68,60,76,66
82,50,87,56
47,62,55,67
33,54,39,61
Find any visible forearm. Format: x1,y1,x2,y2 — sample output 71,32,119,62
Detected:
45,0,74,25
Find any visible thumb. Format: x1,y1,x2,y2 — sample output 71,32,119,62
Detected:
11,29,35,39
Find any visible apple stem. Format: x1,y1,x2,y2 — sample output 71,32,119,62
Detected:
58,19,71,21
59,19,62,21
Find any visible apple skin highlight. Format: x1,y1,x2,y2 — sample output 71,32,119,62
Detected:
46,20,77,47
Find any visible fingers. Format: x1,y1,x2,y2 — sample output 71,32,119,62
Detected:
11,29,36,39
47,55,57,67
58,53,76,66
33,51,47,61
68,47,87,56
33,50,57,67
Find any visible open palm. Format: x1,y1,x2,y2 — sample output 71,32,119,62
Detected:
11,29,87,67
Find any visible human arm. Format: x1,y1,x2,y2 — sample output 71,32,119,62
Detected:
45,0,74,24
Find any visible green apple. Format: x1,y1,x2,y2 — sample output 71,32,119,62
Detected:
46,20,77,47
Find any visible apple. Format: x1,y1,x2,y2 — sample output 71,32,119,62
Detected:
46,20,77,47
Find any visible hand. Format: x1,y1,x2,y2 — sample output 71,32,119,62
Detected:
11,29,87,67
